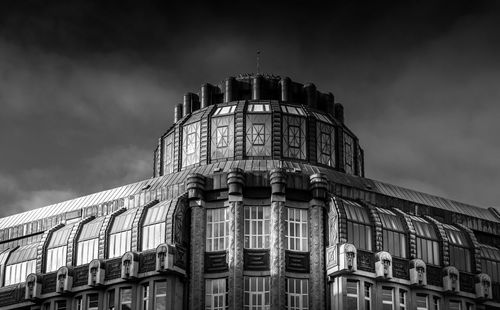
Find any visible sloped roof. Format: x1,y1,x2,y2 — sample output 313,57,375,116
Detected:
0,160,497,230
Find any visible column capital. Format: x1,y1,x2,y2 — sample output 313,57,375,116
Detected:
187,174,206,200
227,168,245,201
270,168,287,195
309,173,328,201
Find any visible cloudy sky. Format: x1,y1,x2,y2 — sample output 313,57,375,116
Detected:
0,1,499,218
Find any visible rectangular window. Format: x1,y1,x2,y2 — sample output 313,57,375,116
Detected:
214,105,236,116
288,125,301,148
206,208,230,252
364,283,372,310
244,277,270,309
163,134,173,174
347,222,372,251
56,301,67,310
142,223,166,251
46,246,68,272
320,132,332,156
205,279,227,310
108,289,115,310
449,245,471,272
77,238,99,265
399,290,407,310
155,281,167,310
286,278,308,310
449,301,461,310
76,297,83,310
416,294,428,310
346,280,358,310
120,287,132,310
88,293,99,310
247,104,270,112
344,134,354,174
383,230,407,258
244,206,271,249
416,237,440,265
382,287,394,310
143,284,150,310
109,231,132,258
5,259,36,285
286,208,308,251
433,297,440,310
216,126,229,148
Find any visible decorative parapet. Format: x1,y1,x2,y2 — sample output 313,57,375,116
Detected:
425,216,450,266
68,216,95,266
36,223,65,274
393,209,417,259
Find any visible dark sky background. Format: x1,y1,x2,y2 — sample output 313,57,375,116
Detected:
0,1,499,218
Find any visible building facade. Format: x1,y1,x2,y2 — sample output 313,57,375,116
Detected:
0,74,499,310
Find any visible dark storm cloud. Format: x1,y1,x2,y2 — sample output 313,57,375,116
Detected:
0,1,499,217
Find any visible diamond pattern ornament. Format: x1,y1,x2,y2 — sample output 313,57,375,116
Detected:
182,122,200,167
246,114,272,157
316,122,335,167
211,115,234,160
282,116,306,160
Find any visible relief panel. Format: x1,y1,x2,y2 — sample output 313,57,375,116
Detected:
245,113,272,157
211,116,234,160
282,116,307,160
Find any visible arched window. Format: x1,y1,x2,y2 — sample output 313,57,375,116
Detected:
4,243,37,285
108,209,137,258
411,216,440,265
443,224,471,272
480,244,500,282
46,225,73,272
142,202,169,251
377,208,407,258
76,217,105,265
343,200,372,251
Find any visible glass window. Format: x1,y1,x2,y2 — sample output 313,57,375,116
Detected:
411,217,440,265
88,293,99,310
56,300,67,310
444,225,471,272
216,126,229,148
163,134,174,174
206,208,230,252
155,281,167,310
247,104,270,113
449,301,461,310
109,209,136,258
433,297,440,310
399,290,407,310
364,283,372,310
346,280,358,310
214,105,237,116
344,133,354,174
76,297,83,310
205,278,227,310
286,278,308,310
46,225,73,272
286,208,308,251
343,200,372,251
378,209,407,258
313,112,332,124
244,206,271,249
182,121,201,167
416,294,428,310
480,244,500,282
244,277,270,309
142,202,170,251
382,287,394,310
120,288,132,310
4,243,37,285
143,283,150,310
108,289,115,310
281,105,305,116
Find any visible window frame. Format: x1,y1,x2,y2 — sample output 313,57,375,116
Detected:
206,208,230,252
286,278,309,310
205,278,228,310
243,276,270,309
244,206,271,249
285,208,309,252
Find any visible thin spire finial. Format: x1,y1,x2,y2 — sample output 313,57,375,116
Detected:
256,50,261,74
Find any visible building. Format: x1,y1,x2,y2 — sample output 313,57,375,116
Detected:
0,73,499,310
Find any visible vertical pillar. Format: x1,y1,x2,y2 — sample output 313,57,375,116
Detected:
309,173,328,310
187,174,206,310
270,168,287,310
227,168,245,310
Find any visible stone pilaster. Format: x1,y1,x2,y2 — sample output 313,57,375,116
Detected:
393,209,417,259
187,174,206,310
309,173,327,310
425,216,450,266
227,168,245,310
270,168,286,310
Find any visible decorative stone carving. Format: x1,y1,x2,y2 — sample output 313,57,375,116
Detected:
339,243,357,272
310,173,328,201
227,168,245,197
121,251,139,279
186,174,205,200
56,266,73,293
443,266,460,293
156,243,173,272
375,251,393,280
88,259,105,286
25,273,42,300
270,168,287,196
409,259,427,286
475,273,492,300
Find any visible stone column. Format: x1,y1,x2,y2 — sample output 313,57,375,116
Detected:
187,174,206,310
309,173,328,310
270,168,287,310
227,168,245,310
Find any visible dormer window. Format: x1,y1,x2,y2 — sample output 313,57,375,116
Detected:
247,103,270,113
281,105,305,116
213,105,236,116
